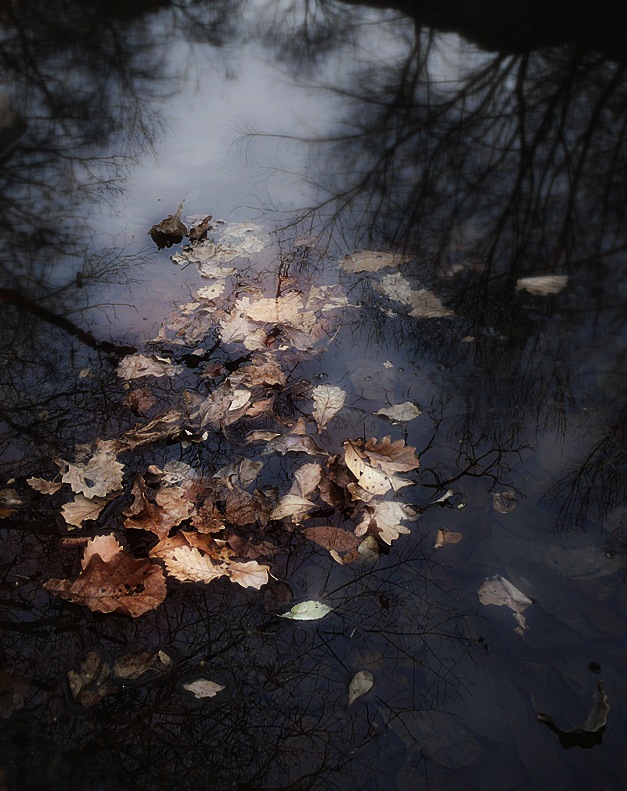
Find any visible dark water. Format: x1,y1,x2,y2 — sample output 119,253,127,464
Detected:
1,2,625,789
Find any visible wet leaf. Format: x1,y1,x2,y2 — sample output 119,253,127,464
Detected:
279,600,333,621
492,490,517,514
149,203,186,249
363,436,421,474
348,670,374,705
0,670,31,718
478,575,533,634
303,526,359,552
228,353,286,388
45,552,167,618
112,649,160,681
61,495,110,528
117,353,184,380
183,678,225,699
537,682,609,749
67,651,116,707
124,478,194,540
60,452,124,499
305,284,348,312
344,440,414,495
434,529,463,549
516,275,568,295
265,434,327,457
119,410,184,450
341,250,409,273
291,462,323,498
27,477,63,495
379,273,455,318
196,282,225,300
187,214,213,243
312,384,346,429
123,387,156,416
161,546,229,584
374,402,422,422
225,560,270,589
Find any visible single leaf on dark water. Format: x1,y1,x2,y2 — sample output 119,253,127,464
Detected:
149,203,187,249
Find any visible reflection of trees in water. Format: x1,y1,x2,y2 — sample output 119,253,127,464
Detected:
1,535,469,790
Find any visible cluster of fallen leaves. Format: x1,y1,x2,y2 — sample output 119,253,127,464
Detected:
27,219,429,619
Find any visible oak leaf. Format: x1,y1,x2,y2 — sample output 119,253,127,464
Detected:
119,410,184,450
363,436,421,474
27,477,63,495
61,452,124,499
61,495,110,528
45,553,167,617
81,534,123,568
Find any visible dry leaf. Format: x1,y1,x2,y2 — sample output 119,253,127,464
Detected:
60,452,124,499
363,436,421,474
374,402,422,422
162,546,229,584
516,275,568,295
291,463,323,498
225,560,269,589
348,670,374,705
123,388,156,416
344,440,413,495
312,384,346,429
279,601,333,620
265,434,327,457
62,494,110,528
341,251,409,273
45,553,167,618
355,500,417,544
81,534,123,568
478,575,533,634
187,214,213,243
124,478,194,540
27,477,63,495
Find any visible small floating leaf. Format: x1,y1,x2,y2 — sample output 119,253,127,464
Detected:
278,600,333,621
348,670,374,705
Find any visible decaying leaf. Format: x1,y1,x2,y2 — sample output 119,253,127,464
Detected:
279,600,333,621
374,402,422,422
348,670,374,705
124,477,194,539
45,552,167,618
265,434,327,457
537,682,609,749
187,214,213,243
492,490,517,514
344,439,415,495
362,436,421,474
124,387,156,416
81,534,123,569
183,678,225,699
149,203,187,249
379,273,455,318
478,575,533,634
119,409,184,450
112,648,165,680
341,251,409,273
434,529,463,549
516,275,568,296
27,477,63,495
312,384,346,430
303,526,359,552
117,354,184,380
61,494,110,528
68,651,116,707
60,452,124,499
291,463,323,499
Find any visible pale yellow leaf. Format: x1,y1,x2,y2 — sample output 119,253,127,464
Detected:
312,384,346,430
516,275,568,295
374,402,422,422
279,600,333,620
183,678,225,699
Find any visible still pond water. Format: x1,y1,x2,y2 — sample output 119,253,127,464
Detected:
1,1,626,789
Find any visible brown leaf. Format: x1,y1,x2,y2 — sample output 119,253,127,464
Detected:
302,526,359,552
112,649,163,680
355,500,417,545
228,353,286,388
265,434,327,456
363,436,420,473
117,354,183,380
344,440,412,495
149,203,187,249
67,651,116,706
162,546,229,584
45,553,167,618
226,560,269,589
124,388,156,416
434,529,463,549
191,500,225,533
270,494,316,521
119,410,184,451
124,476,194,539
27,477,63,495
312,384,346,430
81,534,123,569
187,214,213,243
290,462,323,498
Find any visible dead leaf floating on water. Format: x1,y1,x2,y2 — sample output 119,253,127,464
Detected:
379,273,455,318
149,203,187,249
516,275,568,296
434,529,463,549
279,601,333,621
27,477,63,495
492,490,517,514
537,682,609,749
67,651,116,707
348,670,374,705
117,354,184,380
312,384,346,429
374,402,422,422
60,452,124,500
61,495,110,528
478,575,533,635
341,251,409,273
183,678,225,699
